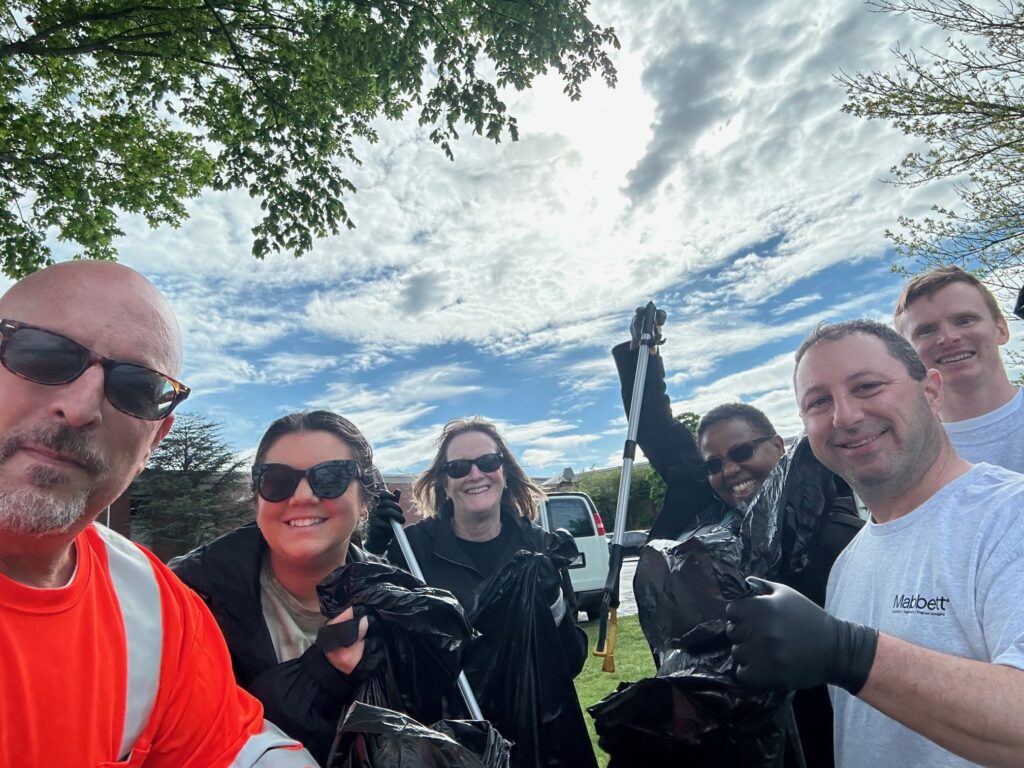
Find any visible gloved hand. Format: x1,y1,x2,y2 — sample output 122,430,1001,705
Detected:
726,577,879,695
629,305,667,351
364,490,404,554
537,551,568,625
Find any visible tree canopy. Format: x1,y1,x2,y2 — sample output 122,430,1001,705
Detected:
0,1,618,278
838,0,1024,293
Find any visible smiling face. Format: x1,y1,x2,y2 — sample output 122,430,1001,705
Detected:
443,430,505,523
257,430,362,571
699,419,784,509
899,281,1010,393
795,333,944,502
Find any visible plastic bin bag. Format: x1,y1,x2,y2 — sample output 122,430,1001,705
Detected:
318,560,474,726
462,535,598,768
589,525,792,766
330,702,511,768
319,560,514,768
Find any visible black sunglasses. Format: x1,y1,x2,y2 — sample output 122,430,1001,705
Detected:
252,460,362,502
0,319,190,421
701,435,776,476
442,452,504,479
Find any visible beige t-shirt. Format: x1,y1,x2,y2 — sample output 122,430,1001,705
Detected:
259,553,326,663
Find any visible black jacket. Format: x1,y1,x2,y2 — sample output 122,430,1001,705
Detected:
170,524,375,764
386,505,589,678
613,342,863,768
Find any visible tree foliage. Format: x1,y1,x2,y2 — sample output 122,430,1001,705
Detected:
646,410,699,509
838,0,1024,293
578,463,660,532
0,1,618,278
131,411,251,561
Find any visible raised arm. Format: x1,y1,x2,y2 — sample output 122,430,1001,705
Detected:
612,341,716,538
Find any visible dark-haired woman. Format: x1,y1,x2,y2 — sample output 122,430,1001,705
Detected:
172,410,393,764
613,338,863,767
366,416,596,768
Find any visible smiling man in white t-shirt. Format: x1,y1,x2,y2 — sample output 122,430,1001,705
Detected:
894,266,1023,472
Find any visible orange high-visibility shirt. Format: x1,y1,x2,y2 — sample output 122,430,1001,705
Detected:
0,523,313,767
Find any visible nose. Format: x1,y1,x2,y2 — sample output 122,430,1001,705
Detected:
465,463,486,480
289,476,319,504
47,364,105,428
831,392,864,431
936,322,960,346
721,457,743,477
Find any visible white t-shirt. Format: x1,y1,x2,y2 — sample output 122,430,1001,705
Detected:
945,388,1024,473
826,464,1024,768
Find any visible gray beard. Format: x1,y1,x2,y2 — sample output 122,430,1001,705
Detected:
0,465,90,535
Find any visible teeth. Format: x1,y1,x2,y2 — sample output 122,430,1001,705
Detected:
938,351,973,364
731,479,756,494
465,487,489,495
287,518,326,528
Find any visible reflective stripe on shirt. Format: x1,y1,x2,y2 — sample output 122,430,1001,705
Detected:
230,720,317,767
93,524,163,761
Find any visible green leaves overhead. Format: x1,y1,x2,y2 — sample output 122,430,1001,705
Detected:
0,0,618,277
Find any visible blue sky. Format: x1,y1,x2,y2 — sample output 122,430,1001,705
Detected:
30,0,1024,473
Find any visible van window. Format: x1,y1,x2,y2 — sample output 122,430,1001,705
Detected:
547,497,595,538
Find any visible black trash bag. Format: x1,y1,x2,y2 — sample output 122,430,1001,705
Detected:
330,702,511,768
589,529,792,767
318,560,474,728
462,535,598,768
741,435,841,581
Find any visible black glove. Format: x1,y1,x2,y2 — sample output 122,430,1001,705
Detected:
629,305,667,349
726,577,878,695
364,490,405,554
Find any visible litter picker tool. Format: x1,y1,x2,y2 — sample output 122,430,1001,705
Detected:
593,301,663,673
375,475,485,720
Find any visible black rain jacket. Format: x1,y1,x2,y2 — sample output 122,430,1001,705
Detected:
171,523,378,764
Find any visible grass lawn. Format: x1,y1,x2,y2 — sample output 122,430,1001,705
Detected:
574,615,656,767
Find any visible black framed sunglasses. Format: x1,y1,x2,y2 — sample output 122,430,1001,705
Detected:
252,460,362,502
701,435,776,476
0,318,190,421
442,452,504,479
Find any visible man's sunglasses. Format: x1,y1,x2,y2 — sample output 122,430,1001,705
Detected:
252,460,362,502
442,452,504,479
0,318,190,421
701,435,776,476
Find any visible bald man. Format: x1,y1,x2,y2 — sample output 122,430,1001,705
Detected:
0,261,317,766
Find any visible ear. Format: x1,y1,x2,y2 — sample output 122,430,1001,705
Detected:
922,368,943,418
996,314,1011,345
770,434,786,457
135,414,174,477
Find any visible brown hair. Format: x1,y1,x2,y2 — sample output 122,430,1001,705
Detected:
412,416,544,519
794,319,928,388
254,410,381,512
894,266,1003,333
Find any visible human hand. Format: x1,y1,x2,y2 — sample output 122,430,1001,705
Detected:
629,305,667,352
726,577,878,694
364,490,404,554
322,606,369,675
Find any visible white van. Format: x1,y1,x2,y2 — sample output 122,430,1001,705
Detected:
537,491,610,621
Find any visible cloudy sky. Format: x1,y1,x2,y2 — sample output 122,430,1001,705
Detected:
41,0,1024,473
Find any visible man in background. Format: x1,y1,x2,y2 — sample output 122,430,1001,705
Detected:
895,266,1022,472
